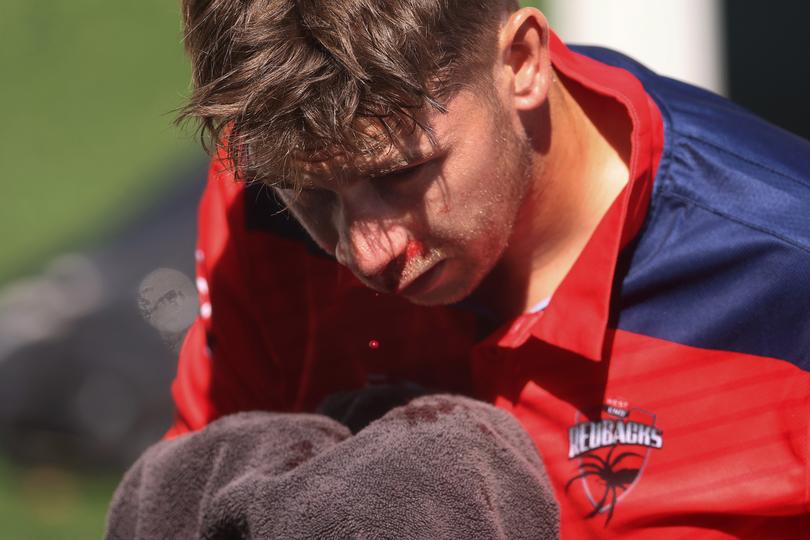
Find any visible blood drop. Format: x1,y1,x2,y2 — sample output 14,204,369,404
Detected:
405,240,424,260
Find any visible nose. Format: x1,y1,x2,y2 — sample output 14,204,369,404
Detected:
335,219,410,279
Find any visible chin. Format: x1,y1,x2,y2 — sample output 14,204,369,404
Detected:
401,276,480,307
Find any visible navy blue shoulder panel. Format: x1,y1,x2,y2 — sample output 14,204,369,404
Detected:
571,45,810,370
572,45,810,246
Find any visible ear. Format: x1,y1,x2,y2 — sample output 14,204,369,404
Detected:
498,8,552,111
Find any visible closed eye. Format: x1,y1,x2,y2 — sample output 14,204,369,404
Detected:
372,162,426,184
386,164,422,181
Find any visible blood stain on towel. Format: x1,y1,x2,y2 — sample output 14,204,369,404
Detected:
314,425,347,442
283,440,315,470
476,422,495,438
398,398,459,426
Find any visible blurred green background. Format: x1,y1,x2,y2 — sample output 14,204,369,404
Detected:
0,1,194,538
0,0,196,286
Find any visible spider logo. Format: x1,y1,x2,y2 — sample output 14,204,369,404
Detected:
565,444,641,525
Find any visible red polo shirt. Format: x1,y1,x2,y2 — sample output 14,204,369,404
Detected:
168,34,810,538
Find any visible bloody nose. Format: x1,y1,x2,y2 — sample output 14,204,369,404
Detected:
336,222,410,279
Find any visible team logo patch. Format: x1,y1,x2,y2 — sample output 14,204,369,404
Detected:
565,399,664,525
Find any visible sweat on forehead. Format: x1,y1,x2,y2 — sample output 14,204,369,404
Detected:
271,122,444,188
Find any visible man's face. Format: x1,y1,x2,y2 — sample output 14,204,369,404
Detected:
275,88,534,306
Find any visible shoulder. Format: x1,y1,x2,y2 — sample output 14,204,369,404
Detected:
576,46,810,370
574,45,810,250
200,155,331,260
644,69,810,255
197,156,342,330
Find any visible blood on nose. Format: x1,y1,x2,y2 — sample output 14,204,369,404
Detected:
405,239,424,261
344,223,409,278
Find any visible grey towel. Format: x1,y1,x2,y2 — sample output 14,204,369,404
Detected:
106,394,559,539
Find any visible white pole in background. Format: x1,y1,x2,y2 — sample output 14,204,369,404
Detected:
544,0,727,95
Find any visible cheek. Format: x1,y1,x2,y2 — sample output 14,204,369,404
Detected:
424,153,523,257
424,183,506,254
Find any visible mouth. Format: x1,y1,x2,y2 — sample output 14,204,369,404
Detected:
396,259,448,298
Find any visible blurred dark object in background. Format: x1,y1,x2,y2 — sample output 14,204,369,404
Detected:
726,2,810,140
0,159,206,472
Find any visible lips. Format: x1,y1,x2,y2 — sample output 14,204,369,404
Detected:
397,259,447,297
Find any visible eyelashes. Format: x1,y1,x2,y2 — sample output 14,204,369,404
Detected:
379,163,424,183
273,157,437,204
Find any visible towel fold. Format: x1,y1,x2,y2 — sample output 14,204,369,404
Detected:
106,394,559,539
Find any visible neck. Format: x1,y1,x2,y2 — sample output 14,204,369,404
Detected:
474,70,632,321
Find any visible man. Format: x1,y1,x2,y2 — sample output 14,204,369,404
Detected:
119,0,810,537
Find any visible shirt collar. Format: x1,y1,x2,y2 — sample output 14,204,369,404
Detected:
490,33,665,360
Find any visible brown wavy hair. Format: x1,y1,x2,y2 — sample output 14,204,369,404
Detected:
177,0,517,187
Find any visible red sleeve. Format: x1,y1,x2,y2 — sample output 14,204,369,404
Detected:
164,152,464,440
165,154,289,439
